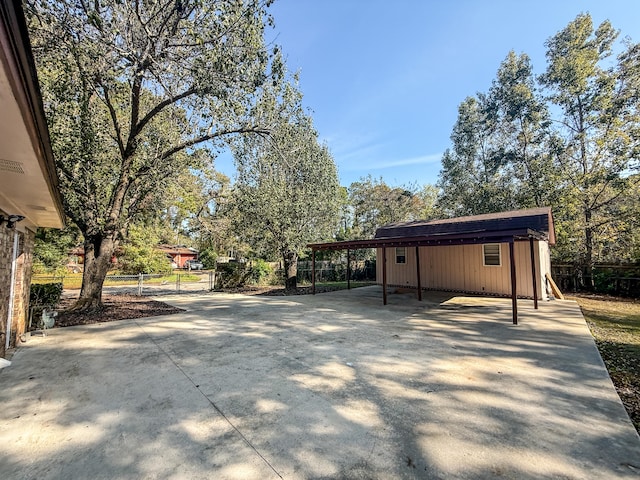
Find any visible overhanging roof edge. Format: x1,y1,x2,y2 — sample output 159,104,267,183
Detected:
308,228,548,251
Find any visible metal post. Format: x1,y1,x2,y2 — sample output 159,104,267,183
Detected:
176,273,180,293
509,241,518,325
529,237,538,310
347,248,351,290
382,247,388,305
137,273,143,296
312,249,316,295
209,271,213,291
416,246,422,301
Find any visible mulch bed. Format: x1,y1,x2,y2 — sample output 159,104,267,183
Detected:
54,295,185,327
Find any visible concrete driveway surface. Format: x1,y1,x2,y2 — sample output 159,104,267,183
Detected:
1,286,639,479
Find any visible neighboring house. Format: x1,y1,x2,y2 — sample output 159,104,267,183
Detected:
0,2,64,358
308,207,556,324
156,245,199,269
66,246,117,271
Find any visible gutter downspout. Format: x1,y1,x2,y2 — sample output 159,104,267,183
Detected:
5,231,19,351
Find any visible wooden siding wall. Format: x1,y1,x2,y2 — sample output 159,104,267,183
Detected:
538,241,552,298
376,241,549,299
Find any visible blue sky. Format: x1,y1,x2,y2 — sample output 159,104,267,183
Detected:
219,1,640,188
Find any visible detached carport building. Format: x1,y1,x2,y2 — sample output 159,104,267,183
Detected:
308,207,556,324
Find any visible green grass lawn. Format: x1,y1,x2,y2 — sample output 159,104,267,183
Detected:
569,294,640,433
32,272,203,289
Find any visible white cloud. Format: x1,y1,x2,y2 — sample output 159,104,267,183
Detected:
342,153,443,171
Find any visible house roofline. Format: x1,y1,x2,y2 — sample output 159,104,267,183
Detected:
0,1,64,226
308,228,548,252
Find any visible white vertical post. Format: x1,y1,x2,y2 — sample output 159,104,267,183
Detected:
6,231,19,351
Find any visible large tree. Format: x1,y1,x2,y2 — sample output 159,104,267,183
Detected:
232,76,340,290
348,175,438,240
437,95,517,216
26,0,274,309
437,15,640,274
488,51,561,208
540,13,640,280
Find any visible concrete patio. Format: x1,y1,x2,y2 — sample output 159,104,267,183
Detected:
1,286,639,479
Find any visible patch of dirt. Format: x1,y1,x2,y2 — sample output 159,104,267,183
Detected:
569,292,640,306
54,295,184,328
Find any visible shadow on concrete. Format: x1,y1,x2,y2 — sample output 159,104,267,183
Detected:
1,286,639,479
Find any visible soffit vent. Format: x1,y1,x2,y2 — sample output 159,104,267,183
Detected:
0,158,25,174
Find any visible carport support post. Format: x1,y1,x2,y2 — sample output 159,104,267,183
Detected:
415,246,422,301
509,240,518,325
347,248,351,290
529,237,538,310
312,249,316,295
382,247,388,305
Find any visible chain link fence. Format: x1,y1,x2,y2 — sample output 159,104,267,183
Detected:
296,260,376,284
33,272,218,296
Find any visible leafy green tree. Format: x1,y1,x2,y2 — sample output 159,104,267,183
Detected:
437,15,640,274
540,13,640,280
437,95,517,216
33,225,82,274
489,51,562,208
198,247,218,270
118,246,173,275
348,175,437,239
232,76,340,290
117,224,172,275
26,0,274,309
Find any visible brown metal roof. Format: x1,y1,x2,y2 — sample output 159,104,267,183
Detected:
375,207,555,245
308,208,555,251
156,245,199,255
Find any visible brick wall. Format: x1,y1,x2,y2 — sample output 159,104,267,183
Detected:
0,207,36,358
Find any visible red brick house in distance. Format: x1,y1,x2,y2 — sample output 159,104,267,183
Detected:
156,245,199,269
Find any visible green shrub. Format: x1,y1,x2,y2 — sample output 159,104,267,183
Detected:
199,248,218,270
118,245,173,275
216,262,250,288
249,259,272,283
30,282,63,306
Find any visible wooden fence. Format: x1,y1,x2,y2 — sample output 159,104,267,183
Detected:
551,264,640,298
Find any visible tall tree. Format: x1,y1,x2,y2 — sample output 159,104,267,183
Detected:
348,175,437,239
540,13,640,281
232,76,340,290
437,95,516,216
489,51,561,208
26,0,274,309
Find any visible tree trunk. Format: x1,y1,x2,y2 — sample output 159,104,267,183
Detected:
584,208,594,290
283,251,298,291
73,235,116,310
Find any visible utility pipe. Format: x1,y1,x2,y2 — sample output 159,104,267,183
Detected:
6,231,19,351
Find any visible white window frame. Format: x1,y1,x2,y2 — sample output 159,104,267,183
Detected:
483,243,501,267
395,247,406,264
